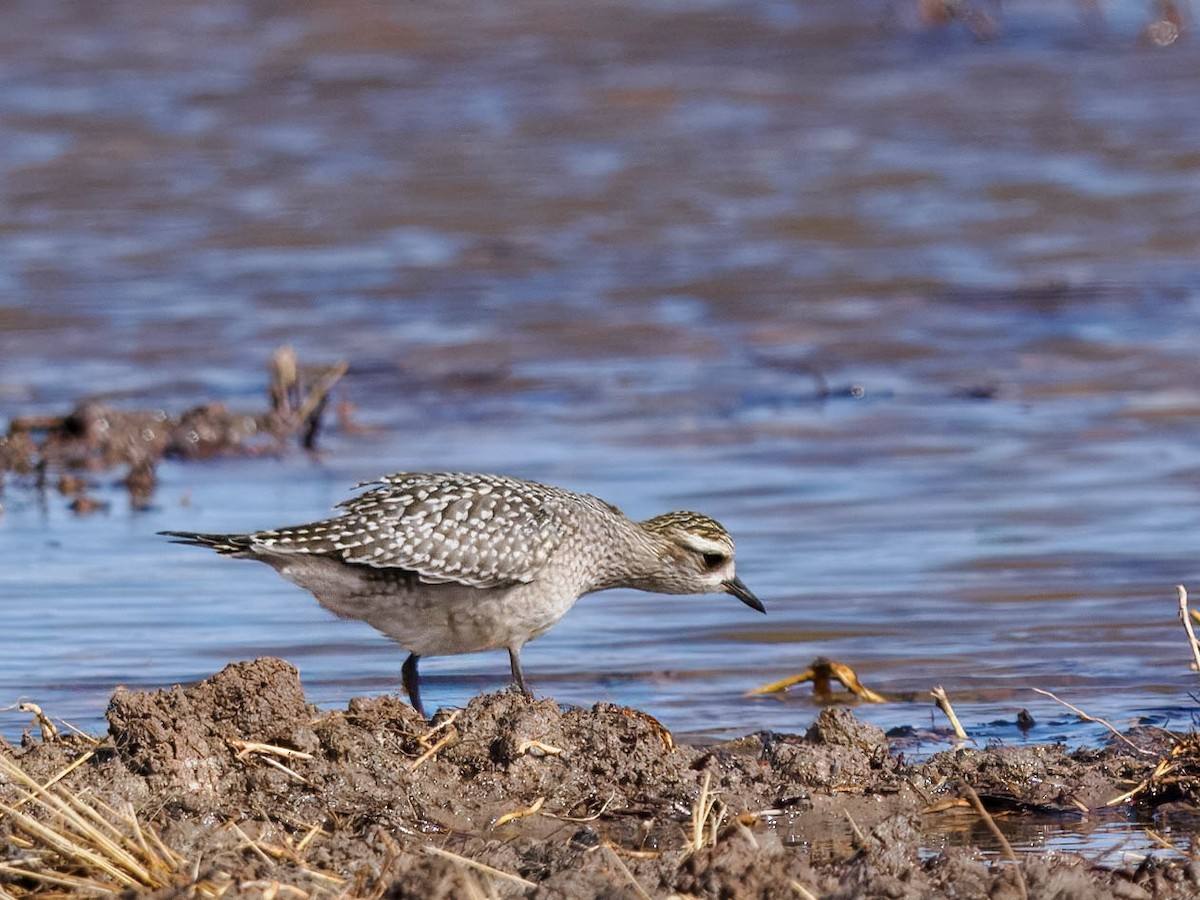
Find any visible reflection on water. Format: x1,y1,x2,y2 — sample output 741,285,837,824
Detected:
3,0,1200,781
926,811,1197,869
766,805,1193,870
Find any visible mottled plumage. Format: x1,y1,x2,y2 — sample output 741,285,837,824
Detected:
161,472,763,716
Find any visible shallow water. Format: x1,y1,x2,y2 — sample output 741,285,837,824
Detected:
787,807,1196,869
3,0,1200,772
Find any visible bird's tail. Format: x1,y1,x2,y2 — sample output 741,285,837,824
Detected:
158,530,255,555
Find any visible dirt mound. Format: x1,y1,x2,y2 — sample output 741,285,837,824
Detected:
107,658,321,810
2,658,1198,898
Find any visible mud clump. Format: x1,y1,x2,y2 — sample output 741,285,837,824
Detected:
3,658,1200,898
107,658,321,811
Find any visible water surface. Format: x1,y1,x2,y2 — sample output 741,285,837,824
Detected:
3,0,1200,764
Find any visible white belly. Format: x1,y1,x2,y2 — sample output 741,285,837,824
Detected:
273,555,580,657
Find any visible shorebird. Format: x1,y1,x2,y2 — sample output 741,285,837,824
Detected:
161,472,764,716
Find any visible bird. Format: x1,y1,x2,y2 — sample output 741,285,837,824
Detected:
160,471,764,717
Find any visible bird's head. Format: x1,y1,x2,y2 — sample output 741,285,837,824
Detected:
637,511,765,612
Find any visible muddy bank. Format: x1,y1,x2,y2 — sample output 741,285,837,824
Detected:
2,658,1198,898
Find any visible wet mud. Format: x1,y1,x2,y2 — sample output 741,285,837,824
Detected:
3,658,1199,898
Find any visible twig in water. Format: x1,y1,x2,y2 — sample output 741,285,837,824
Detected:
961,781,1027,900
747,657,886,703
931,685,969,741
1177,585,1200,677
266,345,349,451
922,798,971,814
1031,688,1155,757
1144,826,1192,858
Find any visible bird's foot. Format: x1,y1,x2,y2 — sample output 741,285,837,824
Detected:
507,681,537,702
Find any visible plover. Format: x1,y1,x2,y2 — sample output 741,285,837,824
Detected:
161,472,764,716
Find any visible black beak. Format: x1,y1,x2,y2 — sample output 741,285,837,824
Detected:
724,576,766,614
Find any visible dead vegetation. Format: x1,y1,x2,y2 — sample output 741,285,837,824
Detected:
5,593,1200,897
0,346,347,512
0,749,187,895
3,652,1200,899
746,657,887,704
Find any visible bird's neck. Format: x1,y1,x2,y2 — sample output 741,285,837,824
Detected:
584,519,674,593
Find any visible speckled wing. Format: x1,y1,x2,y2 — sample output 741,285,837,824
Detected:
249,473,568,589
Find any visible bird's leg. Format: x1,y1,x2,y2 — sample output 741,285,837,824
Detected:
402,653,427,719
508,646,535,699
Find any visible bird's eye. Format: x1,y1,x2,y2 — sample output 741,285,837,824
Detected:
702,552,727,570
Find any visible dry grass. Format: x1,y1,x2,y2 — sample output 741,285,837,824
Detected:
491,796,544,829
682,770,724,860
1108,732,1200,807
0,749,345,898
407,711,460,772
0,748,186,895
601,844,652,900
422,844,536,891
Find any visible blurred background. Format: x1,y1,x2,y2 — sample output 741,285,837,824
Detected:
2,0,1200,747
